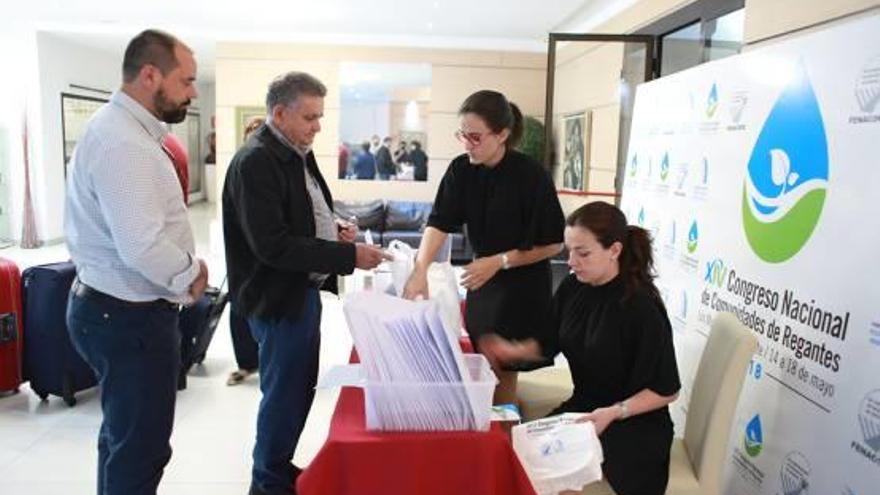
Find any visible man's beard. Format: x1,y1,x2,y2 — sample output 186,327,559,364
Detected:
154,88,190,124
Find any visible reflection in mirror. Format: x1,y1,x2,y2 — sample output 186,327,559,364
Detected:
61,93,107,175
338,62,431,181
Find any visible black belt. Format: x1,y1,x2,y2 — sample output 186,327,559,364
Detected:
72,280,180,311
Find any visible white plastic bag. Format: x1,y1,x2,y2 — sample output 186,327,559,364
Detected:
512,413,604,495
386,240,416,297
427,261,463,340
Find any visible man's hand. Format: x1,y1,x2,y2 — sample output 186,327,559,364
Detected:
355,243,392,270
337,218,358,243
189,258,209,301
461,255,503,291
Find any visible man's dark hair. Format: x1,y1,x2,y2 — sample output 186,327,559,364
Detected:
122,29,185,83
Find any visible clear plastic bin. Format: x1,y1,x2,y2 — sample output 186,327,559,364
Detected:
364,354,498,432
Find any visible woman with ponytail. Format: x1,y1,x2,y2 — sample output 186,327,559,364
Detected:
482,201,680,495
403,89,565,404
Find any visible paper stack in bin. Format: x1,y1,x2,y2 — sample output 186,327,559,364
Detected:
343,291,497,431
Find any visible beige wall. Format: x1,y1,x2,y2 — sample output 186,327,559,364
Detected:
552,41,624,208
552,0,878,216
744,0,880,44
214,43,545,204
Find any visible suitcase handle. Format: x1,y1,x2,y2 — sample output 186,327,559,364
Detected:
0,313,17,343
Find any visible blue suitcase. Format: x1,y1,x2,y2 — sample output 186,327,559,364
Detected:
22,261,97,406
178,278,228,389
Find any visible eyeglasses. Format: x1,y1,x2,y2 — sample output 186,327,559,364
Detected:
454,129,491,146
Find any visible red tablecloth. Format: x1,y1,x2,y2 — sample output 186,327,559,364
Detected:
297,338,535,495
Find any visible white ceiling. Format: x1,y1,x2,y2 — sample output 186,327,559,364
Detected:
7,0,637,83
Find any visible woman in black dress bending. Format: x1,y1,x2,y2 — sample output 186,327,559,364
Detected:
482,201,681,495
403,90,565,404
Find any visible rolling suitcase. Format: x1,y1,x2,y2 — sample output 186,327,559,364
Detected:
178,278,229,389
0,257,24,393
22,261,97,406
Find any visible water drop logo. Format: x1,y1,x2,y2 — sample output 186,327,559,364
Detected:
687,220,698,254
660,152,670,181
742,63,829,263
744,414,764,457
629,154,638,178
679,290,688,320
638,207,645,227
706,83,719,118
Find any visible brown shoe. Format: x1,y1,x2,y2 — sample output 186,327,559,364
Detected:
226,369,253,386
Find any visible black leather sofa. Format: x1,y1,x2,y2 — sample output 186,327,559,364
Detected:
333,200,473,264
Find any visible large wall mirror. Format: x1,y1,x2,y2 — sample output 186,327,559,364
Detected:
338,62,431,182
545,34,654,199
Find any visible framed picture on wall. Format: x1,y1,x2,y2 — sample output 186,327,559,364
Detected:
235,106,265,147
561,111,591,191
61,93,109,176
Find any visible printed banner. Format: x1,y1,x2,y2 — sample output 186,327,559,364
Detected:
621,13,880,495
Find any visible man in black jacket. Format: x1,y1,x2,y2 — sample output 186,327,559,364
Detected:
375,136,395,180
222,71,388,495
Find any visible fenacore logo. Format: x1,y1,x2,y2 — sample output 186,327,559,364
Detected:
744,414,763,457
858,389,880,452
779,451,810,495
855,54,880,113
729,90,749,124
660,152,670,181
687,220,699,254
707,83,719,118
742,64,829,263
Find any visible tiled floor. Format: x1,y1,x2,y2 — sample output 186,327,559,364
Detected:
0,202,353,494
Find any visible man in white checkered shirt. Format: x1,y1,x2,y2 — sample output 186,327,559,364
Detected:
64,29,208,495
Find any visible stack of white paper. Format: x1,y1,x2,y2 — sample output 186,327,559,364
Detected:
343,291,497,431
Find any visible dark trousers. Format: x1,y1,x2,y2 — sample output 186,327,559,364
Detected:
230,306,259,371
248,289,322,494
67,290,180,495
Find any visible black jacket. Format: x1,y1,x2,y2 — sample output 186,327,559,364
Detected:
222,125,356,322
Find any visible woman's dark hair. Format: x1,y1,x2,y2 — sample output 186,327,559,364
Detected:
566,201,659,301
458,90,524,148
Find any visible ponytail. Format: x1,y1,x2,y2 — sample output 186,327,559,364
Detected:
621,226,660,301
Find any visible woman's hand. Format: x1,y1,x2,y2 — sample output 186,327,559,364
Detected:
461,255,503,291
576,406,621,436
479,335,541,369
402,268,429,300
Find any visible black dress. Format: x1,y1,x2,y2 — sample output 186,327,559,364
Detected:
427,150,565,353
543,275,681,495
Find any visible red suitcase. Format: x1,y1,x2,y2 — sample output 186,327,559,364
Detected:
0,256,24,393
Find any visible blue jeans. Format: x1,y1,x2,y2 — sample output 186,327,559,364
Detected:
248,289,322,494
66,290,180,495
